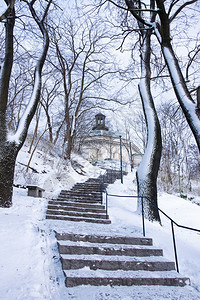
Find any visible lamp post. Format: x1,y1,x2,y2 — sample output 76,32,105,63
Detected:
129,141,133,172
119,135,123,184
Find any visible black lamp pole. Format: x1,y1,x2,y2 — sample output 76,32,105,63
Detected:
129,141,133,172
119,135,123,184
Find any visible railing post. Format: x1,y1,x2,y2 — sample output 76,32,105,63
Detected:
106,190,108,219
100,175,103,205
141,196,145,237
119,135,123,184
129,141,133,172
171,221,179,273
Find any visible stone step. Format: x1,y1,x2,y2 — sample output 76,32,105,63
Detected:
58,243,163,257
70,184,101,188
48,204,106,214
58,193,100,199
80,182,101,186
48,200,105,210
64,184,101,188
56,232,153,246
61,256,175,271
57,197,102,204
64,270,189,287
46,209,108,219
84,178,100,182
46,214,111,224
58,192,101,199
68,190,101,195
58,193,101,198
62,184,101,189
69,187,101,195
60,191,101,197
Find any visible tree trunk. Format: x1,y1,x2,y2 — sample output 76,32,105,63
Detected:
136,30,162,222
66,135,73,160
155,0,200,151
0,2,15,207
0,1,52,207
0,142,17,207
161,44,200,151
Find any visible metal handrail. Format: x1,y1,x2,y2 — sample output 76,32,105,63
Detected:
104,191,200,273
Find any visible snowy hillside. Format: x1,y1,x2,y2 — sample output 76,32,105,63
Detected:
0,140,200,299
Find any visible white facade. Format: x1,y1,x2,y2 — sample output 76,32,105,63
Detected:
79,114,142,167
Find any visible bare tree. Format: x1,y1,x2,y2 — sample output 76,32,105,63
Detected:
96,0,199,220
95,0,162,221
119,0,200,150
40,74,62,144
49,17,119,159
158,101,194,193
130,0,161,222
0,0,52,207
154,0,200,151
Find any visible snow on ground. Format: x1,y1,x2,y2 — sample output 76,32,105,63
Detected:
0,142,200,299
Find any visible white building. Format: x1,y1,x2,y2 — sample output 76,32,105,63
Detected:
79,113,142,167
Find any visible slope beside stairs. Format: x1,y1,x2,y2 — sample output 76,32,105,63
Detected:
46,170,190,287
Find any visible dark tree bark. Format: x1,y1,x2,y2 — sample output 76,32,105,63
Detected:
0,142,17,207
0,1,16,207
124,0,162,221
137,9,161,222
0,0,52,207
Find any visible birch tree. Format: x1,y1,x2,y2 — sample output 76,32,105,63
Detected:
0,0,52,207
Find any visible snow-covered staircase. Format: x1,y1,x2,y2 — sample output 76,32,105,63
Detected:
46,177,110,224
46,171,190,288
46,170,123,224
56,232,190,287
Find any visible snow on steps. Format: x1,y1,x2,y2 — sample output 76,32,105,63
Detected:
46,172,190,287
56,232,190,287
46,214,111,224
46,173,112,224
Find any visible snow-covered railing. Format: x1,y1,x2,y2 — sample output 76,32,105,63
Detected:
104,191,200,274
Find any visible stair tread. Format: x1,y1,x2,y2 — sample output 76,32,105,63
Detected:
58,243,163,256
58,240,159,249
47,209,107,216
56,232,152,245
56,199,102,203
48,201,105,208
64,269,188,279
48,205,105,212
46,215,111,224
60,254,172,262
47,214,108,220
65,194,100,196
61,256,175,271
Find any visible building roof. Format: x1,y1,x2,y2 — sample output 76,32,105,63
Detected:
95,112,105,117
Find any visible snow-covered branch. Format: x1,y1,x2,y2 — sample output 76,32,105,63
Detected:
169,0,197,23
9,0,52,146
0,0,15,22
